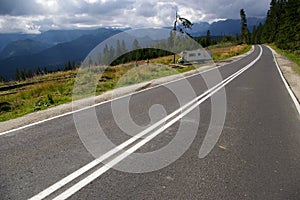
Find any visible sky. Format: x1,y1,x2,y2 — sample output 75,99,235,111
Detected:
0,0,271,34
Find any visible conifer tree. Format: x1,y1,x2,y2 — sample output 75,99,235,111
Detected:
240,9,250,44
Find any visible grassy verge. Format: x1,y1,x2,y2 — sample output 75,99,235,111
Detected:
210,43,251,61
269,44,300,75
0,44,251,122
0,76,75,121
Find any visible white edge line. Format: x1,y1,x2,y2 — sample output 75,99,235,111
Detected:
53,45,260,200
29,45,259,200
29,50,252,200
28,85,205,200
0,68,217,137
266,45,300,115
0,46,256,136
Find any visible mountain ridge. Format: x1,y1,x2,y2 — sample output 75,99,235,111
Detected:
0,29,121,79
0,17,265,80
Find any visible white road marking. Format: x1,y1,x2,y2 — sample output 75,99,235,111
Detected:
267,45,300,115
0,46,255,137
198,45,262,158
29,46,262,200
0,68,217,137
28,77,213,200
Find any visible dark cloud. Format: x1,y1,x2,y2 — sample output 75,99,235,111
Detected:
57,0,133,15
135,2,157,17
0,0,271,33
178,0,270,20
0,0,42,15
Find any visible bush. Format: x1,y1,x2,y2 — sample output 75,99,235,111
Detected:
0,102,12,113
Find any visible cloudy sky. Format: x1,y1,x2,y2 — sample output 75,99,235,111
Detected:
0,0,271,34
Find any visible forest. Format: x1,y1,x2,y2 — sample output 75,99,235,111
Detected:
7,0,300,82
251,0,300,51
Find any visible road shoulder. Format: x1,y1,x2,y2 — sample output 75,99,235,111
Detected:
268,46,300,112
0,46,254,133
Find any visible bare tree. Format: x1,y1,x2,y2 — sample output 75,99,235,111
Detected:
172,11,193,63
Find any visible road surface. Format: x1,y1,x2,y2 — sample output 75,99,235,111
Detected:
1,45,300,199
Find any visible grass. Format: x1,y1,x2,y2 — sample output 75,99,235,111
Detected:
209,42,237,49
0,79,74,121
269,44,300,75
0,43,251,122
152,55,180,65
210,44,251,61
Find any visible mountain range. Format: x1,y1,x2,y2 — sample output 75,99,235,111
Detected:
186,17,265,37
0,29,122,79
0,17,265,80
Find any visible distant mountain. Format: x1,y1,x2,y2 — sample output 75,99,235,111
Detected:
0,18,266,80
187,17,265,36
0,34,35,52
0,28,122,79
33,29,106,45
182,22,211,36
0,39,52,59
0,28,124,52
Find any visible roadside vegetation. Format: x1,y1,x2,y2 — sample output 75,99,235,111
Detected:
248,0,300,75
0,42,250,122
209,43,251,61
7,0,300,122
269,44,300,75
0,72,76,121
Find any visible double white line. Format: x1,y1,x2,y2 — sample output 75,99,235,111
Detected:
30,46,262,200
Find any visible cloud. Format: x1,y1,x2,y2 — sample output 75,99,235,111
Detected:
0,0,271,33
0,15,45,34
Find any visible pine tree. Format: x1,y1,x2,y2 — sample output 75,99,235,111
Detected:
109,45,115,64
102,44,109,65
240,9,250,44
133,39,140,50
15,68,20,81
251,26,257,44
20,70,26,80
37,67,42,75
121,40,127,54
276,0,299,50
116,40,122,57
97,53,102,65
255,23,264,44
26,69,33,78
0,75,5,82
43,67,48,74
206,30,211,47
64,60,72,71
250,0,299,50
132,39,140,60
262,0,286,43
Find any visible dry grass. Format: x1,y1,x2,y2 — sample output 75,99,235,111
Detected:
152,55,180,65
0,79,74,121
115,63,178,87
210,44,251,61
0,44,251,122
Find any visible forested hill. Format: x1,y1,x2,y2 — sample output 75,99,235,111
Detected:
256,0,300,50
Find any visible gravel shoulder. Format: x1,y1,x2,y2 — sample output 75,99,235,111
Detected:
0,46,255,133
269,46,300,104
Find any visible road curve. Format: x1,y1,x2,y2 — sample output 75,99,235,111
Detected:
1,45,300,200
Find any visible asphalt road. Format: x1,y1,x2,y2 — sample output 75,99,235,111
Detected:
1,45,300,200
